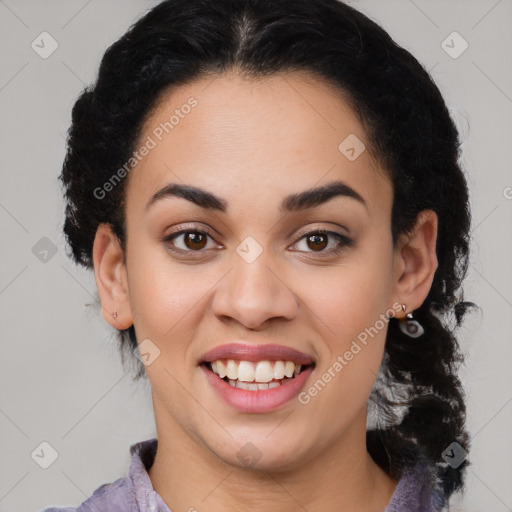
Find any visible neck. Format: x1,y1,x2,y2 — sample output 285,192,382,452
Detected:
148,410,397,511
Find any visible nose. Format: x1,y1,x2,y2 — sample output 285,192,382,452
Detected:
211,249,299,330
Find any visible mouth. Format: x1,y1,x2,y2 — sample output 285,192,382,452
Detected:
201,359,315,391
198,343,316,412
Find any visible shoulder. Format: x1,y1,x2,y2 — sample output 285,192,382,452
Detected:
39,474,134,512
39,438,160,512
385,462,447,512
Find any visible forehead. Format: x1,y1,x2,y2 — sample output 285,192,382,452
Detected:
126,70,392,218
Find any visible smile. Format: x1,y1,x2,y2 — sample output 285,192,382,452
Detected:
208,359,307,390
199,343,316,412
207,358,311,391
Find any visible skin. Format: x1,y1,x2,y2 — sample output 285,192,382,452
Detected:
92,69,438,512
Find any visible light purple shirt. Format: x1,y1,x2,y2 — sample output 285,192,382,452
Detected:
40,437,446,511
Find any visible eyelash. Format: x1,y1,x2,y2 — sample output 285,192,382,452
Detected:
162,226,353,259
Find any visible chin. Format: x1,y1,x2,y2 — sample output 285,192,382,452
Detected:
206,433,311,473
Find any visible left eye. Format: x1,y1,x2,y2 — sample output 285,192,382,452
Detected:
292,230,350,254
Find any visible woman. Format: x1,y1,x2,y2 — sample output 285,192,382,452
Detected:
42,0,474,510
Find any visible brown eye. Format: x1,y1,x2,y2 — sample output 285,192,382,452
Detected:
305,233,328,251
292,229,353,257
183,232,208,250
164,229,217,254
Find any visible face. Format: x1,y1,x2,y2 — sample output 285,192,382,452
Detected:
108,70,405,470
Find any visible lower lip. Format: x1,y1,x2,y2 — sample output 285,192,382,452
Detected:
201,364,314,413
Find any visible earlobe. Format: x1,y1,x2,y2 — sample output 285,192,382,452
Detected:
92,223,133,330
392,209,439,314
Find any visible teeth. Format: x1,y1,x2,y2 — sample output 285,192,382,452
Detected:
228,378,293,390
210,359,305,383
238,361,255,382
226,359,238,380
284,361,295,378
216,360,227,378
273,361,285,379
254,361,274,382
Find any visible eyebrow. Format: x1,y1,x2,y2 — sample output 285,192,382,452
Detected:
145,180,367,213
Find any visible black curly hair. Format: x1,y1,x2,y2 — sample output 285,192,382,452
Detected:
60,0,475,503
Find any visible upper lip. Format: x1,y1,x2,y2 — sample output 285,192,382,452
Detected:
200,343,315,365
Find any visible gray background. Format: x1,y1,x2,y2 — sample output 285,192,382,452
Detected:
0,1,511,510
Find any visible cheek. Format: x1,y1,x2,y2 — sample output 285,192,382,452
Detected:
300,264,393,429
305,242,394,347
125,240,211,342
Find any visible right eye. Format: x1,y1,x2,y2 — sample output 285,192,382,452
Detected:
163,228,221,255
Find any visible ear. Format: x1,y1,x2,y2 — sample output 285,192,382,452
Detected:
391,209,438,316
92,223,133,330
